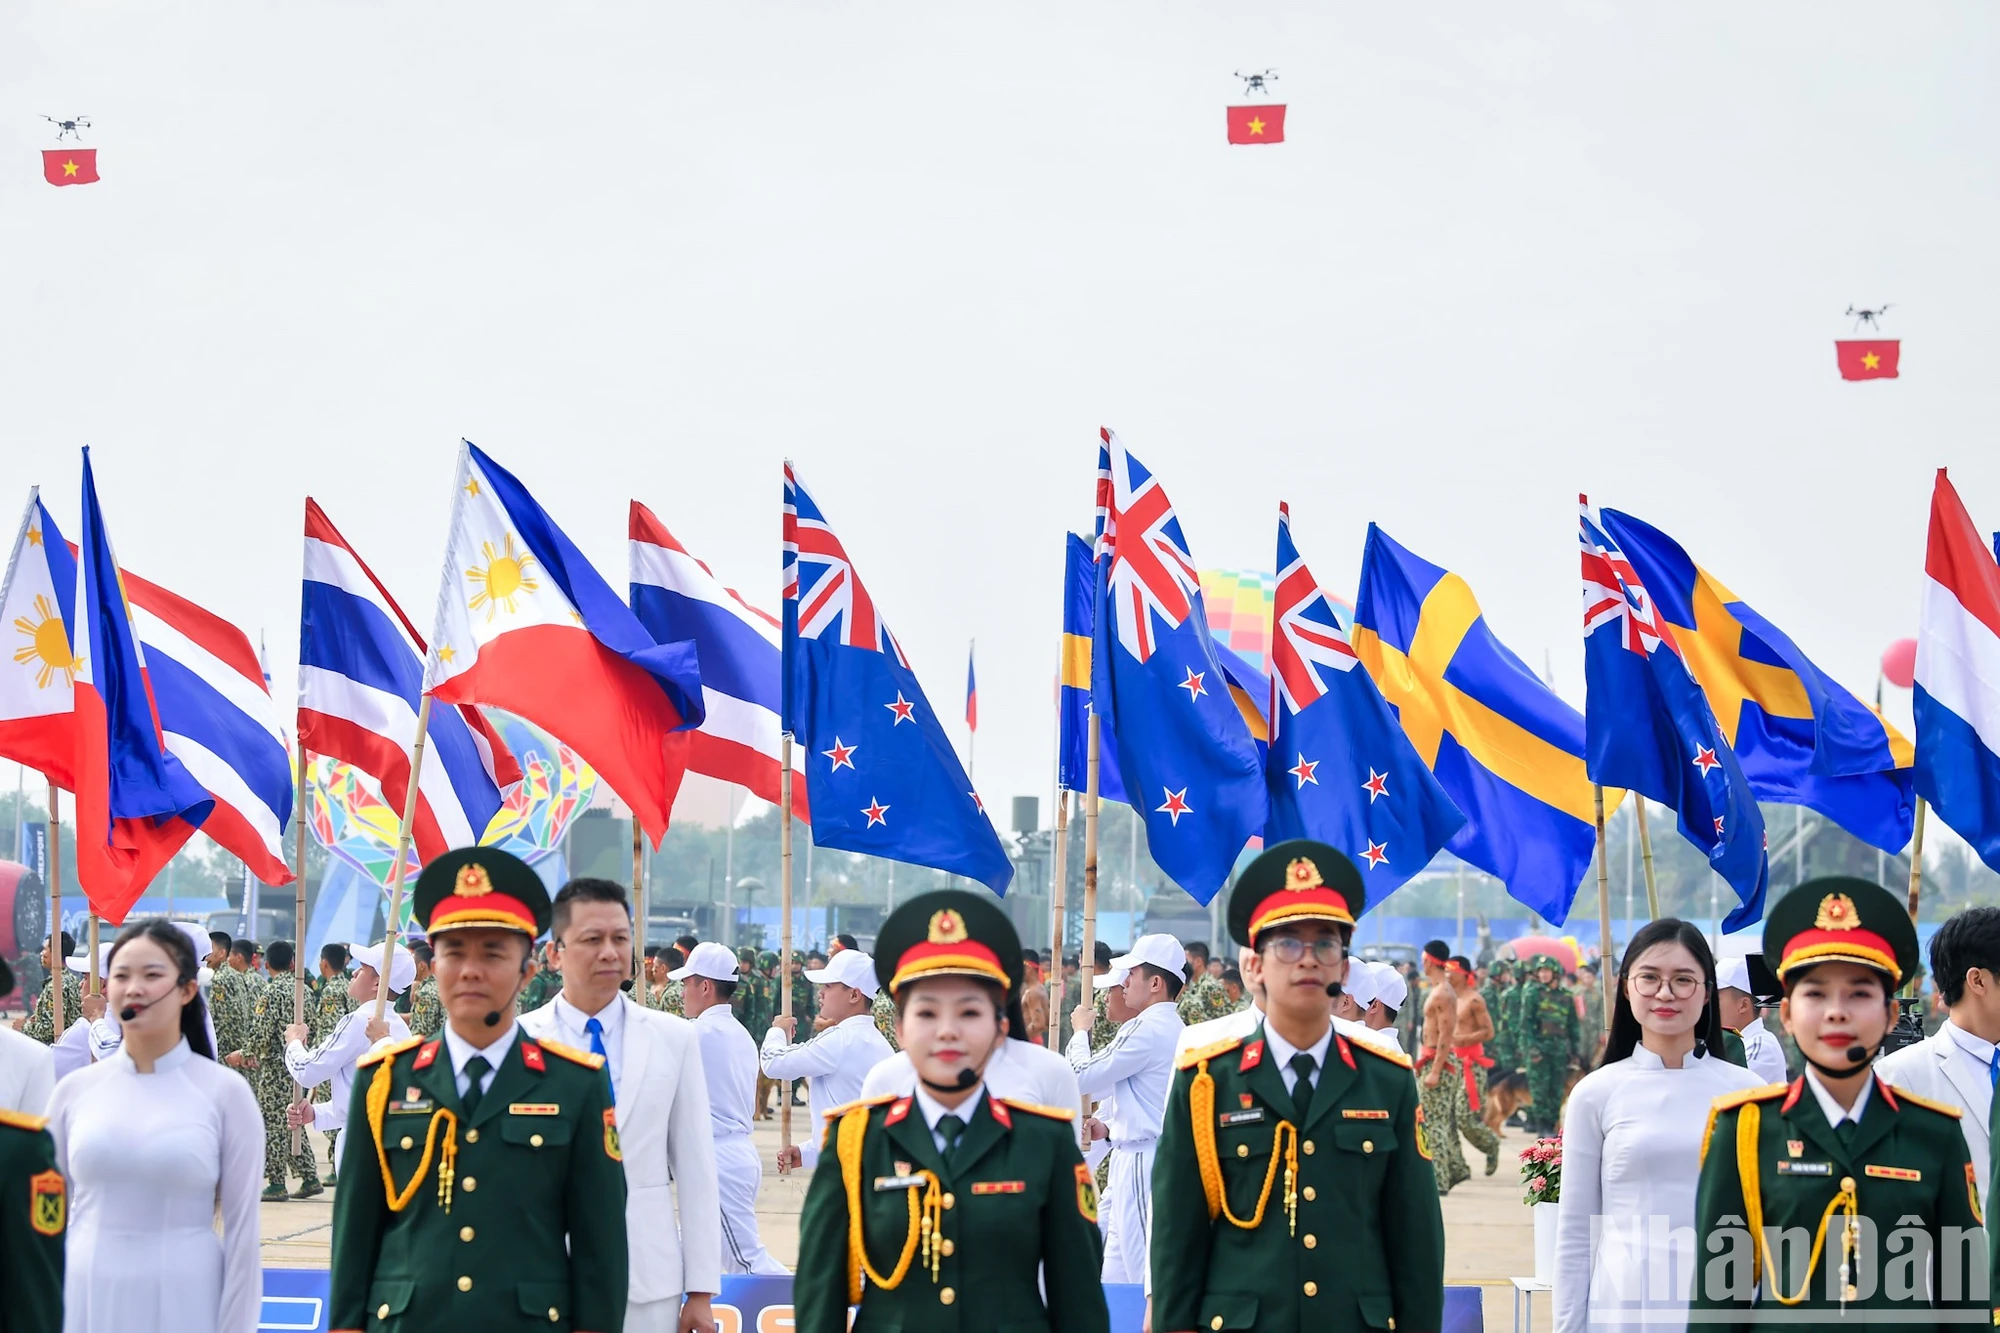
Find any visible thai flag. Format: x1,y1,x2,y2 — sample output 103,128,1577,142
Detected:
628,500,805,818
71,448,213,923
1914,469,2000,870
426,443,705,845
299,499,518,861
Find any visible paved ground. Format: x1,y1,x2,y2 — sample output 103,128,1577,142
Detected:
257,1110,1548,1328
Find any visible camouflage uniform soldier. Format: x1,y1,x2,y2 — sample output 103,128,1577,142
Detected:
248,941,322,1200
211,952,254,1082
405,972,444,1038
1174,942,1235,1026
1521,956,1578,1134
20,934,83,1046
1483,964,1515,1071
869,987,900,1051
1573,964,1606,1068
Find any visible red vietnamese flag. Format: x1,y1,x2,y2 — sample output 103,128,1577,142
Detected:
42,149,98,186
1836,340,1899,381
1227,105,1286,145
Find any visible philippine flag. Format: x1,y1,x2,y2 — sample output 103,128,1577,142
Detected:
300,499,518,862
71,448,213,922
628,501,806,819
0,491,81,788
426,443,705,845
1914,469,2000,870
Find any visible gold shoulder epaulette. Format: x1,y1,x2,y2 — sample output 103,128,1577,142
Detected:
1177,1035,1244,1070
998,1097,1077,1121
537,1038,606,1070
357,1036,422,1069
1886,1083,1963,1120
1712,1082,1788,1113
0,1107,48,1133
1350,1039,1414,1070
821,1094,897,1121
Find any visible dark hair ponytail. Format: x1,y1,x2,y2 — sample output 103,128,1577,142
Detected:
108,918,215,1060
1600,918,1725,1069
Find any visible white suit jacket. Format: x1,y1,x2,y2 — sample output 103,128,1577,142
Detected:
521,993,722,1303
1875,1020,1994,1217
0,1026,53,1114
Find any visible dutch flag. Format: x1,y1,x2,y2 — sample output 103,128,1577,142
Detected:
1914,469,2000,870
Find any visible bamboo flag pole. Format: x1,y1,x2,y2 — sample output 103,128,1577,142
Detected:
291,744,310,1157
372,696,434,1024
1903,798,1928,997
86,914,99,998
632,815,648,1006
1593,786,1615,1029
1047,790,1070,1052
1635,795,1660,920
49,782,63,1040
777,733,795,1171
1079,713,1100,1119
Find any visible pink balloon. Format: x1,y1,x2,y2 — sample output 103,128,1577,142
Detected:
1882,638,1918,690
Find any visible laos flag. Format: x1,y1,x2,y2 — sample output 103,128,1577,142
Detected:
1914,469,2000,871
425,442,705,847
783,463,1010,892
1580,496,1766,930
72,448,213,923
1266,503,1464,909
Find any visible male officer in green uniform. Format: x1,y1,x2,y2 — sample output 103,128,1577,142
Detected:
0,1104,63,1333
1151,840,1445,1333
792,890,1108,1333
328,847,628,1333
1520,955,1577,1134
1692,877,1984,1324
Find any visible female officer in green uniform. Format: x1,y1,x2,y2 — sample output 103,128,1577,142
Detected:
1691,876,1984,1323
792,890,1109,1333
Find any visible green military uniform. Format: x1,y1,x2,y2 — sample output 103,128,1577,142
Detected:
645,977,682,1016
212,965,254,1079
250,975,323,1198
329,847,628,1333
0,1108,63,1333
1151,841,1444,1333
1482,969,1514,1071
407,976,444,1039
1177,970,1236,1026
1089,989,1118,1052
21,969,84,1046
1573,970,1606,1069
1693,877,1984,1324
1520,957,1577,1134
1718,1028,1749,1069
870,988,901,1051
793,889,1109,1333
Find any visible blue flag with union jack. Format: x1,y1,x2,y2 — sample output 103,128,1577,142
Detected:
1581,496,1767,930
1267,504,1464,908
782,463,1011,893
1089,430,1265,903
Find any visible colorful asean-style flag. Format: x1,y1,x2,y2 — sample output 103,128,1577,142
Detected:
0,491,81,788
628,500,806,819
42,149,97,186
1591,505,1913,852
1058,532,1126,803
1090,430,1266,903
71,449,213,922
1580,498,1767,931
1267,504,1464,908
1836,340,1899,381
1226,105,1286,144
299,499,518,862
425,442,705,847
782,463,1010,892
1352,525,1602,924
1914,470,2000,870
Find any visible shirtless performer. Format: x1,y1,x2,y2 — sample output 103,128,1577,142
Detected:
1446,955,1502,1178
1417,942,1460,1195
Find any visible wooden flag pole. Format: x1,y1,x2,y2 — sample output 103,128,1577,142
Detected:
49,782,63,1040
1047,790,1071,1052
1593,786,1615,1030
632,815,648,1006
1903,798,1928,996
86,914,100,998
292,744,311,1158
777,733,795,1171
372,696,434,1023
1079,713,1100,1118
1635,795,1661,921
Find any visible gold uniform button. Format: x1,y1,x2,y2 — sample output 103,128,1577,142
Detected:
377,1305,391,1321
465,1128,479,1144
457,1276,473,1292
1388,1320,1397,1331
459,1226,475,1242
1303,1281,1318,1297
940,1239,955,1256
1363,1140,1374,1155
463,1176,477,1192
1842,1176,1857,1193
548,1308,560,1323
530,1133,544,1148
1304,1234,1317,1249
1303,1140,1316,1155
1302,1186,1316,1201
400,1136,414,1150
1236,1144,1249,1158
940,1287,956,1306
942,1192,956,1210
1211,1319,1225,1330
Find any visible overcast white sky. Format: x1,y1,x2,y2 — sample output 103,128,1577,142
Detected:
5,3,1998,836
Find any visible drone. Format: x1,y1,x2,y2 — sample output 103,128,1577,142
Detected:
42,114,91,141
1234,69,1278,96
1845,304,1893,332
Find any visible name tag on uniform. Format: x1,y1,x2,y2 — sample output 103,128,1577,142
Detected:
1777,1161,1832,1176
509,1103,560,1116
1865,1164,1922,1182
971,1181,1026,1194
387,1100,433,1114
1341,1109,1391,1120
1219,1109,1265,1127
874,1176,927,1192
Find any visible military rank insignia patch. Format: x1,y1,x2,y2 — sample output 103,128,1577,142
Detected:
1414,1105,1433,1161
603,1107,622,1162
1968,1163,1983,1225
30,1169,64,1236
1074,1162,1098,1223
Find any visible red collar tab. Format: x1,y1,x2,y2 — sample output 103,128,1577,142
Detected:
990,1099,1012,1130
1240,1040,1265,1072
521,1041,546,1073
1875,1077,1898,1112
413,1039,441,1071
1336,1034,1356,1070
1782,1077,1804,1114
885,1096,913,1126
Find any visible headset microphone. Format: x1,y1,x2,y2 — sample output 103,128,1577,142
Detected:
1847,1044,1870,1064
119,1006,140,1022
1326,983,1344,999
483,1010,503,1028
956,1068,977,1089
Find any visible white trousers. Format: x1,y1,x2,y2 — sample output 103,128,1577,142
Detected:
715,1134,789,1275
1100,1144,1155,1285
624,1296,681,1333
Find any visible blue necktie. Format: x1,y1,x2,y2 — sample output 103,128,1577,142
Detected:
1988,1049,1997,1089
586,1016,615,1105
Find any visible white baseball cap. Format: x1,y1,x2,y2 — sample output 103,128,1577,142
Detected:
1091,966,1130,991
65,943,108,979
347,940,418,995
804,948,880,998
671,940,742,983
1367,961,1409,1013
1340,959,1380,1009
1716,956,1752,994
1106,934,1188,982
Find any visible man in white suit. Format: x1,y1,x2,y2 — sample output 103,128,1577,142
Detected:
1877,906,2000,1219
761,947,893,1172
520,879,723,1333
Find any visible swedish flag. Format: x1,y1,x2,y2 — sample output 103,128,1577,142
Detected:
1058,533,1126,802
1352,525,1608,922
